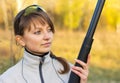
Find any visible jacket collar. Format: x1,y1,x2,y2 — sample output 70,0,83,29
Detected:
23,49,52,67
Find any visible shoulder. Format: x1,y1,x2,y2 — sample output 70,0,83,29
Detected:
52,58,73,82
52,58,73,71
0,60,22,82
52,58,63,68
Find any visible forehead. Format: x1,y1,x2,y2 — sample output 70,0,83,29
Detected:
27,16,49,31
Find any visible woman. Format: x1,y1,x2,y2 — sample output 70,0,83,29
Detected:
0,5,89,83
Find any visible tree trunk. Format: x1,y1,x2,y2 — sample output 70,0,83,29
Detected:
1,0,9,31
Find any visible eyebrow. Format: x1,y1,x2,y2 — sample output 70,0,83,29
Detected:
35,25,50,29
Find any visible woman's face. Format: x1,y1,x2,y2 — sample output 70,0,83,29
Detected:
20,21,54,55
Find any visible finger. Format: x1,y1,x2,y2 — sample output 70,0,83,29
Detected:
75,59,88,70
72,66,88,76
71,68,88,80
72,66,83,73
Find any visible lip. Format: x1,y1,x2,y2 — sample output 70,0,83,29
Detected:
42,42,51,47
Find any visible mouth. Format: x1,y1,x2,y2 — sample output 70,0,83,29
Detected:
41,42,51,47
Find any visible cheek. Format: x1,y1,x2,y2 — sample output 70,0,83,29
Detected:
50,33,54,40
24,36,42,46
29,38,42,44
24,38,42,51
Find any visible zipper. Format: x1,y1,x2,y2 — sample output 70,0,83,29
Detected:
39,57,45,83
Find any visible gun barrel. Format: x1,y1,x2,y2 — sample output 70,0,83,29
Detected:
87,0,105,38
68,0,106,83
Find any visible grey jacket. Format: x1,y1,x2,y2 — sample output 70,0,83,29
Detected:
0,50,71,83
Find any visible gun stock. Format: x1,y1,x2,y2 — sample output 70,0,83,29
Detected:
68,0,106,83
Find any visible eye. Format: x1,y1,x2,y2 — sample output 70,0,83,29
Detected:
47,28,52,32
34,30,41,35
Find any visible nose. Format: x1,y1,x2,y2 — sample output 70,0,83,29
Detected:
43,32,50,40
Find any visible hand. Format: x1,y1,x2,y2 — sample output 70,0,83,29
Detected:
71,57,90,83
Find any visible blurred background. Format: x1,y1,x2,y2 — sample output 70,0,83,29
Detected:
0,0,120,83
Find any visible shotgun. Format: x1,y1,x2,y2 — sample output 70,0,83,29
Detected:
68,0,106,83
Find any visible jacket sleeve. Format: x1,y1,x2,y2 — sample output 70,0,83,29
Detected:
0,75,9,83
0,78,5,83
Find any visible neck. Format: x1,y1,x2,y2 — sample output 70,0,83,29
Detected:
25,48,49,57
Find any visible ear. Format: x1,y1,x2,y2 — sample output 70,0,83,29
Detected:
15,35,25,47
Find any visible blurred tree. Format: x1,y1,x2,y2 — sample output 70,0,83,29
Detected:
0,0,17,30
16,0,24,11
53,0,87,30
104,0,120,31
1,0,9,31
0,0,120,31
52,0,97,30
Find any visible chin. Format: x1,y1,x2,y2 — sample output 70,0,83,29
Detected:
42,48,51,53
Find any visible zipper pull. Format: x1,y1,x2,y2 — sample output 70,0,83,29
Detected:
40,57,45,64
